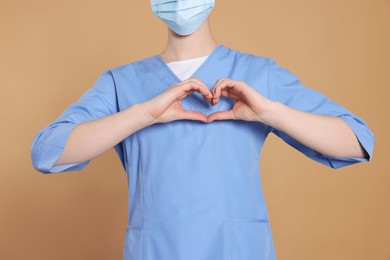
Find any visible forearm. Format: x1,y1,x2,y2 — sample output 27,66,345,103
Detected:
260,100,368,158
54,103,153,166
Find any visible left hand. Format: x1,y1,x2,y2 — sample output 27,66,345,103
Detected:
207,78,272,123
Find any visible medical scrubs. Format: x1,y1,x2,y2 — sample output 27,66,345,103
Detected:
30,44,375,260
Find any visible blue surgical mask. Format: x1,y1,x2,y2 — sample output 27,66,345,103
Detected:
151,0,215,36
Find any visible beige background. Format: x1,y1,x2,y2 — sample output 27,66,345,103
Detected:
1,0,389,259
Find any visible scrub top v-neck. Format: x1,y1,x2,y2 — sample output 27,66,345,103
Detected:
155,44,221,85
31,43,375,260
165,54,209,82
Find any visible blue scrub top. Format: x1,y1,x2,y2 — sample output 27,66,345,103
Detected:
30,44,375,260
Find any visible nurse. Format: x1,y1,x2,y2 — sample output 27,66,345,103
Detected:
31,0,375,259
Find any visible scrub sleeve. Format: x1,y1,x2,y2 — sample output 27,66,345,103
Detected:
30,70,121,173
267,58,375,169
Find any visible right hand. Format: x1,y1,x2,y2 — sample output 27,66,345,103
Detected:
141,78,214,125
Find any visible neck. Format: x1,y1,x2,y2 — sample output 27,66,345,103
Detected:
159,18,219,63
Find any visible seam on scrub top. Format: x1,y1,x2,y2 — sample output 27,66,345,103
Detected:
135,131,145,227
220,121,231,260
227,217,269,223
156,56,183,84
120,137,129,176
33,142,45,170
232,135,264,218
35,130,64,171
307,154,335,169
134,130,146,259
153,56,205,109
142,133,146,260
98,69,118,115
36,129,54,168
220,122,231,218
188,44,222,80
107,70,121,114
266,58,273,134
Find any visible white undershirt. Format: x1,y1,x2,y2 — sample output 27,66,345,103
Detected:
166,55,209,81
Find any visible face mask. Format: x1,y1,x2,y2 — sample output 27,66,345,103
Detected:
151,0,215,36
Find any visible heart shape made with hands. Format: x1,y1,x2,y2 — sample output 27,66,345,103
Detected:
184,91,234,122
180,78,268,123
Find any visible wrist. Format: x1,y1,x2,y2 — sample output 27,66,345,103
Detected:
127,102,157,128
256,99,283,128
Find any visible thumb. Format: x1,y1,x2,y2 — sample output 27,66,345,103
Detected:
207,110,236,122
178,109,208,122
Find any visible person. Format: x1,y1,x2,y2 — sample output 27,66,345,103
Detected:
30,0,375,259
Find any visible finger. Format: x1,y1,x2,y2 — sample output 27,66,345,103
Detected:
175,78,198,87
179,81,213,101
212,78,231,96
178,109,208,122
219,80,264,107
207,109,237,122
215,79,246,98
211,78,226,105
176,77,212,98
214,78,224,86
190,78,214,101
189,77,212,93
220,89,241,100
182,77,215,102
212,79,244,105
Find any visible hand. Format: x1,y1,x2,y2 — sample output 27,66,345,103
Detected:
207,78,272,123
142,78,213,124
